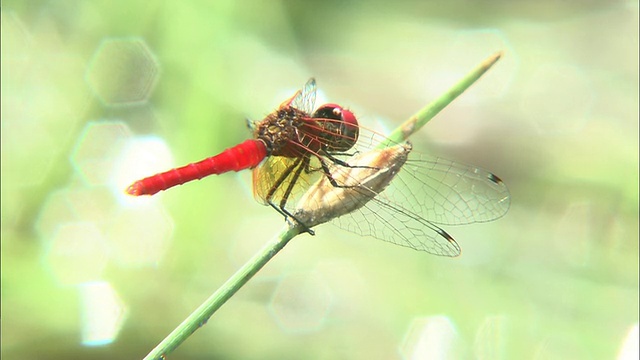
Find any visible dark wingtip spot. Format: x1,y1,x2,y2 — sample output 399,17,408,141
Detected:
437,228,455,243
488,173,503,184
436,228,461,256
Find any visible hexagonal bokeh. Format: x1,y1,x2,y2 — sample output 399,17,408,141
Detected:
70,120,133,186
104,202,174,267
268,271,333,333
35,189,78,240
65,186,120,224
86,37,159,105
45,222,110,286
79,281,128,346
111,135,174,199
400,315,459,360
104,104,160,135
36,186,120,240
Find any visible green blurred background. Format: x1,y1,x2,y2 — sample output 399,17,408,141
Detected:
2,1,638,359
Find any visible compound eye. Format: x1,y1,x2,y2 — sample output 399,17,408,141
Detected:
313,104,342,120
313,103,359,152
313,104,357,126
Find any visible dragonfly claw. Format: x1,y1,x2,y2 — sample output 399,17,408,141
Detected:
288,217,315,235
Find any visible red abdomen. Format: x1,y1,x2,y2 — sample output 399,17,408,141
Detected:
126,139,267,196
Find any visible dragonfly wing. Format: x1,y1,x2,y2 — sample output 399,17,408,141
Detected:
253,156,294,205
288,78,317,114
300,152,507,256
331,187,461,256
392,157,511,226
347,124,510,226
290,145,462,256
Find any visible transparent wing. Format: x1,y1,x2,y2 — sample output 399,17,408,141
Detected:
319,154,509,256
287,78,317,114
332,195,462,256
393,157,511,225
341,125,510,226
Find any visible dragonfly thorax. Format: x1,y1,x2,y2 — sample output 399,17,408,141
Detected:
254,103,360,159
255,107,308,157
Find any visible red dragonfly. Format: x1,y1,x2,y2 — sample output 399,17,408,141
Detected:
126,79,510,256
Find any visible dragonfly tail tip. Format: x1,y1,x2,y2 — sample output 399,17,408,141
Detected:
125,182,144,196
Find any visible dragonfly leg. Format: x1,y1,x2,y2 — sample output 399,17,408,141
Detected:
323,152,377,170
277,156,316,235
265,155,315,235
267,202,315,236
316,156,372,190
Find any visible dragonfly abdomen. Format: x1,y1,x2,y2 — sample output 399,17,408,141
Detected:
126,139,267,196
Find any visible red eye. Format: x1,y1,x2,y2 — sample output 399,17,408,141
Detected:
313,104,359,152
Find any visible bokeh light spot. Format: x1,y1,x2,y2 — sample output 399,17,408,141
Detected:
70,120,133,186
400,315,459,360
268,271,333,333
85,37,159,105
617,324,639,360
112,135,174,200
65,186,120,224
79,281,127,346
104,104,160,135
105,202,174,267
45,223,110,286
36,189,78,240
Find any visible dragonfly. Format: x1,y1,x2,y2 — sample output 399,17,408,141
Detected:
126,78,510,256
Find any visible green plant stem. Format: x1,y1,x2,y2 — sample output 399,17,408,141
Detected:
377,51,503,149
143,224,302,360
143,51,502,360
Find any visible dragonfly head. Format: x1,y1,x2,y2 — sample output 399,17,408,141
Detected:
312,104,359,152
